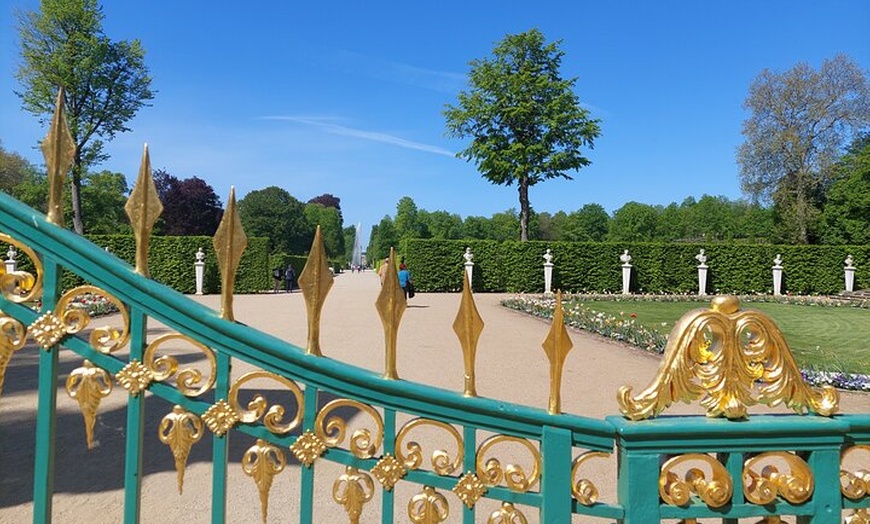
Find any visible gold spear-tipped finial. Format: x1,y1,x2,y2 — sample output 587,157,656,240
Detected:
542,291,573,414
452,271,484,396
212,187,247,321
125,144,163,277
298,226,334,356
375,247,406,380
42,88,76,227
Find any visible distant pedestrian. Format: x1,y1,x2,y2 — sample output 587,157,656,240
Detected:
398,263,413,299
378,257,390,285
285,264,297,292
272,266,284,293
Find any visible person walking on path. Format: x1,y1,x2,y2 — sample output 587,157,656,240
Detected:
285,264,297,292
398,263,413,299
377,257,390,286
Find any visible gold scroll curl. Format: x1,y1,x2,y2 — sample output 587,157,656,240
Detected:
0,234,42,303
0,314,28,399
659,454,733,508
841,445,870,500
744,451,814,505
315,398,384,459
228,371,304,435
618,295,838,420
56,286,129,353
571,451,610,505
144,333,216,397
476,435,541,493
395,418,463,476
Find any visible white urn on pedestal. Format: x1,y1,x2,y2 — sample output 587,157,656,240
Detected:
619,249,632,295
463,247,474,287
543,249,554,295
772,254,784,296
5,246,17,273
195,248,205,295
844,255,856,293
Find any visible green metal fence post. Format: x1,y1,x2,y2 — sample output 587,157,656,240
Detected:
799,448,843,524
540,426,572,522
211,352,231,523
617,448,660,523
123,310,147,524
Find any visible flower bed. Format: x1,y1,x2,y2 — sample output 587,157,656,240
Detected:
501,294,870,392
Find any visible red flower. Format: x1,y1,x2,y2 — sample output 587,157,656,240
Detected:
630,313,637,318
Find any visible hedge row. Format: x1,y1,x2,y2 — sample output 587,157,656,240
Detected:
401,239,869,295
10,235,271,294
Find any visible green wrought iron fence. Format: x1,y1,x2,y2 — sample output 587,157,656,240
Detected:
0,95,868,524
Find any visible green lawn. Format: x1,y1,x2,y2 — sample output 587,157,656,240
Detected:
567,299,870,374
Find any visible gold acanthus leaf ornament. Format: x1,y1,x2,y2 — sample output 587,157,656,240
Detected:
0,314,27,400
333,466,375,524
242,439,286,524
408,486,449,524
158,405,204,494
618,295,839,420
487,502,528,524
66,360,113,449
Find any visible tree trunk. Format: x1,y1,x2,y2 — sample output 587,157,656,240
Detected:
71,160,85,234
518,178,530,242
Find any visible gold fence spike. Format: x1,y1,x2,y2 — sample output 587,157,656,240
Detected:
299,226,334,356
452,271,483,396
42,88,76,227
375,247,406,380
125,144,163,277
213,187,247,321
542,291,572,414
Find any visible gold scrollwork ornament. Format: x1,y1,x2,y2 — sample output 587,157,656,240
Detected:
144,333,216,397
56,286,129,353
408,486,449,524
333,466,375,524
847,509,870,524
0,233,42,303
571,451,610,505
841,445,870,500
476,435,541,493
66,360,113,449
229,371,304,434
242,439,286,524
158,405,204,494
0,314,27,399
396,418,463,475
659,454,733,508
744,451,813,505
315,398,384,459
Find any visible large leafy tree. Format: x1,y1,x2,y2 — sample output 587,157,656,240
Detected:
304,203,345,258
153,170,223,236
239,186,312,254
821,135,870,244
0,142,39,192
737,54,869,244
608,202,659,242
16,0,154,234
79,170,129,234
445,28,601,241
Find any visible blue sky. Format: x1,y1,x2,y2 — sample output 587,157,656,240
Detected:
1,2,868,247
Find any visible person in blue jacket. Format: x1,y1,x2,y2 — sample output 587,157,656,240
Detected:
397,263,413,299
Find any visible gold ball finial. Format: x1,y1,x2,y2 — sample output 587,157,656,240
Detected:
710,295,740,314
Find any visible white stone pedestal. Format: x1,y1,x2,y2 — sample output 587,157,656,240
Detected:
772,266,783,296
621,265,632,295
697,265,708,296
544,263,554,294
195,248,205,295
845,267,855,293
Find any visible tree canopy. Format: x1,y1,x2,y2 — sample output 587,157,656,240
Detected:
238,186,312,254
16,0,154,233
445,29,600,241
737,54,869,244
153,170,223,236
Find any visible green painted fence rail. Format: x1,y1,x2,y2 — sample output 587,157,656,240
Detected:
1,189,869,523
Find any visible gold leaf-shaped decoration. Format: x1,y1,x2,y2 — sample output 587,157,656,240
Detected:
125,144,163,278
371,453,406,491
298,225,334,356
618,295,839,420
66,360,113,449
158,405,204,493
228,371,304,434
453,472,487,508
0,314,28,400
56,286,129,353
744,451,813,505
315,398,384,459
42,88,76,227
659,454,733,508
242,439,286,524
476,435,541,493
452,270,483,396
395,418,463,475
408,485,449,524
202,399,240,436
333,466,375,524
571,451,610,505
487,502,528,524
375,247,405,379
144,333,216,397
0,234,43,303
212,187,247,322
542,291,572,414
115,359,153,396
290,430,327,467
29,312,66,349
841,445,870,500
847,509,870,524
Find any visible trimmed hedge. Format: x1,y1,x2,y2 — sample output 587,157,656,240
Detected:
401,239,869,295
